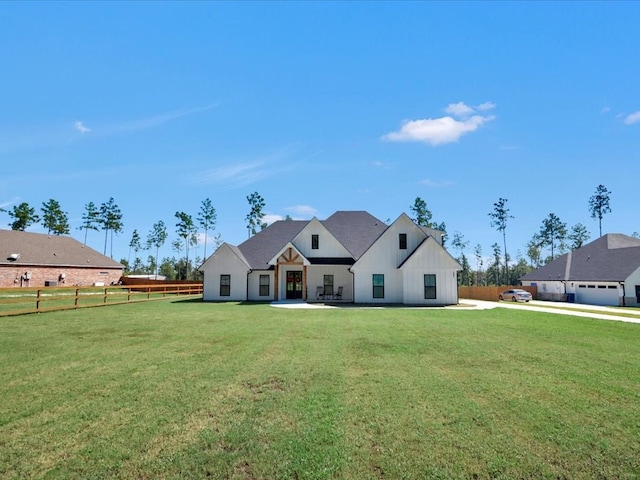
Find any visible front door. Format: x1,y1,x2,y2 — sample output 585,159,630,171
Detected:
286,271,303,299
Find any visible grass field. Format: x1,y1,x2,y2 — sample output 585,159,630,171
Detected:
1,300,639,479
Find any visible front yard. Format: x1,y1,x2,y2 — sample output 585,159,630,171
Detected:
1,300,639,479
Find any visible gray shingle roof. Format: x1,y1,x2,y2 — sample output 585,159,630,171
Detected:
321,211,387,259
0,229,124,269
521,234,640,282
236,211,388,270
238,221,308,270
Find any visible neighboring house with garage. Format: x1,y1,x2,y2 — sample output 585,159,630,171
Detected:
0,229,124,288
200,211,462,305
520,233,640,307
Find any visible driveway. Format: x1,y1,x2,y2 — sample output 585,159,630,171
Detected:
466,299,640,324
272,298,640,324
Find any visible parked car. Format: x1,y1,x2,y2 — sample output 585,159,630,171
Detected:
499,289,532,302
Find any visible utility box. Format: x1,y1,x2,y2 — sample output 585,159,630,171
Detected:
44,281,58,287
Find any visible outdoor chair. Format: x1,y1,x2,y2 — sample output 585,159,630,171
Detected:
335,286,343,300
315,286,324,300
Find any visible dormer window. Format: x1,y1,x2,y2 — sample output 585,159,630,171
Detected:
311,234,319,249
399,233,407,250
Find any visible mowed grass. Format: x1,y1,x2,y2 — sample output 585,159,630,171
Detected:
1,301,639,479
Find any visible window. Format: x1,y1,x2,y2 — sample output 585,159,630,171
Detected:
373,274,384,299
259,275,270,296
399,233,407,250
220,274,231,296
311,234,319,249
324,275,334,296
424,274,437,299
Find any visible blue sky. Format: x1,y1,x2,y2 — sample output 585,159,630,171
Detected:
1,2,639,265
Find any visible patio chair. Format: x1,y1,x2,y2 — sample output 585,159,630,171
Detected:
335,286,343,300
315,286,324,300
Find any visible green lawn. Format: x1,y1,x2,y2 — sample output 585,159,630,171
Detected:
1,301,639,479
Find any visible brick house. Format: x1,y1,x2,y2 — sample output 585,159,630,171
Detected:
0,229,123,288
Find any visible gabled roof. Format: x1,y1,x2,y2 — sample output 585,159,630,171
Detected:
321,211,387,259
237,220,308,270
235,211,388,270
0,229,123,269
399,236,462,270
521,234,640,282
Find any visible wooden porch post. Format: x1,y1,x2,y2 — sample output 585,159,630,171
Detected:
274,264,279,301
303,265,307,301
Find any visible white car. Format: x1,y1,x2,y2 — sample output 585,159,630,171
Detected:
499,289,532,302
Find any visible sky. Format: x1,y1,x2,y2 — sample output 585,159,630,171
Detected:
1,1,639,266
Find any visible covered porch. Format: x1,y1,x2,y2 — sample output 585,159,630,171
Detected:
269,244,354,302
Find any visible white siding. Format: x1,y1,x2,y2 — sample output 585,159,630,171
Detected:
292,218,352,258
202,245,249,301
248,271,274,301
353,269,404,303
351,215,425,303
306,266,353,301
624,266,640,306
400,239,460,305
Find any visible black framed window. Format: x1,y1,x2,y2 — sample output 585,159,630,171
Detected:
220,274,231,296
311,234,319,249
424,274,436,299
399,233,407,250
373,274,384,299
259,275,270,296
323,275,334,296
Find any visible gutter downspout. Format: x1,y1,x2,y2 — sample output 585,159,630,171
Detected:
563,251,572,300
348,266,355,304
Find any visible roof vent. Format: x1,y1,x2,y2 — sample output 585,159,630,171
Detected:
8,253,20,261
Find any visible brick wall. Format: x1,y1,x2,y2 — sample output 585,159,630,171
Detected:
0,265,123,288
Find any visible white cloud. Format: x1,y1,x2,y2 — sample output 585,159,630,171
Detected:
194,161,270,189
476,101,496,111
444,102,475,118
382,101,496,146
74,121,91,133
601,106,611,113
285,205,318,217
0,197,19,210
191,146,298,190
105,103,219,134
624,111,640,125
263,214,283,225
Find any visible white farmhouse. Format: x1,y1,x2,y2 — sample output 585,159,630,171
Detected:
521,234,640,307
200,211,461,305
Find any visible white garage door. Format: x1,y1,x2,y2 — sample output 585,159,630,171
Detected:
575,284,620,306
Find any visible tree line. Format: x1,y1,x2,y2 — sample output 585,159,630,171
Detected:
2,185,631,285
414,184,629,287
0,192,269,281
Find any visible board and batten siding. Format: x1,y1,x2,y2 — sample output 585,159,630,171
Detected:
351,214,434,304
306,265,353,301
247,270,274,301
202,244,249,301
291,218,352,258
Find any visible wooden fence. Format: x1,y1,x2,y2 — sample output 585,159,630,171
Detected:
458,285,538,302
0,283,203,317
